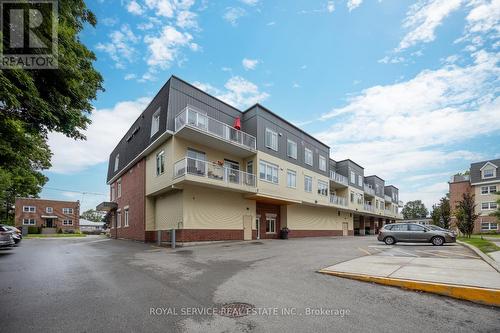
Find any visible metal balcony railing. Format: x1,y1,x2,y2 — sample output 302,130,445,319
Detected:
173,157,256,188
329,171,348,186
330,195,347,207
364,184,375,196
174,106,257,151
364,203,375,212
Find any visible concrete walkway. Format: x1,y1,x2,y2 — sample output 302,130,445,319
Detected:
320,255,500,289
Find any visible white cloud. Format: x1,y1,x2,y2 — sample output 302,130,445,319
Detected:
347,0,363,12
124,73,137,80
95,25,139,68
194,76,269,109
465,0,500,34
266,21,276,26
144,25,198,69
48,98,151,173
240,0,259,5
317,50,500,183
223,7,246,26
327,1,335,13
176,10,199,29
378,55,406,64
145,0,175,17
397,0,462,51
127,0,144,15
292,82,300,88
242,57,259,70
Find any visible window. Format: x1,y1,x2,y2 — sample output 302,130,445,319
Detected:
482,202,497,210
117,211,122,228
265,128,278,151
287,139,297,159
357,194,363,205
305,148,313,166
358,175,362,187
151,108,160,136
350,171,355,184
304,175,312,192
259,160,279,184
23,218,35,225
117,179,122,198
319,156,326,171
114,154,119,172
317,180,328,196
111,185,116,201
187,148,206,175
266,216,276,234
390,224,408,231
124,208,129,227
490,186,497,194
483,168,495,179
23,206,35,212
156,150,165,176
408,224,425,232
287,170,296,188
46,207,53,213
62,208,73,214
481,186,497,194
350,192,354,203
63,220,73,226
481,222,498,231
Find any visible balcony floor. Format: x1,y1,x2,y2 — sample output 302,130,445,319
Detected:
172,174,257,194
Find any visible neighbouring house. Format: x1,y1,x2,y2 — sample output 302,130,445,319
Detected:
449,159,500,233
79,218,105,233
96,76,403,243
15,198,80,233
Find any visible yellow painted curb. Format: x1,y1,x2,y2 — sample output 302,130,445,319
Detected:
318,269,500,307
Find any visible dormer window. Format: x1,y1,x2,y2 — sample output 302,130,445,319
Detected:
114,154,119,172
480,162,497,179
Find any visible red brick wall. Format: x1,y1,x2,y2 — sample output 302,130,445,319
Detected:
449,181,471,212
144,229,243,242
109,159,146,241
14,198,80,230
288,230,342,238
256,203,281,240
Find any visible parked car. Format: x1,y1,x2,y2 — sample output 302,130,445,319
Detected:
0,225,15,248
1,225,22,244
426,224,457,236
377,223,456,246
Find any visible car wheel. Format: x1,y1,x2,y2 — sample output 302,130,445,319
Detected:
384,236,396,245
432,236,444,246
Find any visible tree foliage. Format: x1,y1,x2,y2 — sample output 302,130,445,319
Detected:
0,1,103,222
80,209,104,222
431,204,441,226
402,200,428,219
455,192,478,238
439,196,451,229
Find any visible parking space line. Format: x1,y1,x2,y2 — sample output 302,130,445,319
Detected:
429,249,479,259
357,247,372,255
415,250,449,258
392,248,419,257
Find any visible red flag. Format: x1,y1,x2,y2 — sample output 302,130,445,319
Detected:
233,116,241,130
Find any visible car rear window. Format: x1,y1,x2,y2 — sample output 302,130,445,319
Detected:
390,224,408,231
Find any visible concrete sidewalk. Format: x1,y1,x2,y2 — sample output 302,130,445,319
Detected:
319,252,500,306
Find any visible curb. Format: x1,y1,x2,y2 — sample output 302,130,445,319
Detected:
457,240,500,273
318,269,500,307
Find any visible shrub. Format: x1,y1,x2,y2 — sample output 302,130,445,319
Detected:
27,226,40,234
57,228,63,234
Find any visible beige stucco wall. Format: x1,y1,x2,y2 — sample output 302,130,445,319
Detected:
256,151,331,206
182,184,256,230
474,181,500,216
285,204,353,230
154,191,183,230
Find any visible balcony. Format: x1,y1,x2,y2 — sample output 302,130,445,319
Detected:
173,157,257,192
364,184,375,197
329,171,348,188
364,203,375,212
384,194,392,202
174,106,257,158
330,195,347,207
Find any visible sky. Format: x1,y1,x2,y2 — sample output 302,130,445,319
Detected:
43,0,500,213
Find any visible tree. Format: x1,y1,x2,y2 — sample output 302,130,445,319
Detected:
81,209,105,222
455,192,478,238
489,191,500,222
439,196,451,229
431,204,441,226
0,1,103,222
402,200,428,219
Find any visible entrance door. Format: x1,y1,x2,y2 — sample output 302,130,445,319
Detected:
342,222,348,236
243,215,252,240
46,218,53,228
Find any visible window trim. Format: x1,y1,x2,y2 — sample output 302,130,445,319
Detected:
62,208,74,214
350,171,355,184
259,160,279,184
23,218,36,225
124,207,129,227
63,219,73,226
287,139,297,159
265,217,276,234
287,169,297,189
46,207,53,213
317,180,328,196
265,128,278,151
23,206,36,213
319,155,326,172
151,107,161,137
117,210,122,228
304,175,313,193
156,150,165,176
304,148,313,166
117,179,122,198
114,154,120,172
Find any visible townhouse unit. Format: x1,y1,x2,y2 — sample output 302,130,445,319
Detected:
15,198,80,232
97,76,402,242
449,159,500,233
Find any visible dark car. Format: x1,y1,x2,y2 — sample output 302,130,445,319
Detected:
377,223,456,246
0,225,15,248
2,225,22,244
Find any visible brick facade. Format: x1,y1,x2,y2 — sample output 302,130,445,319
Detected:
15,198,80,231
256,203,281,240
449,181,471,212
109,159,146,241
288,230,343,238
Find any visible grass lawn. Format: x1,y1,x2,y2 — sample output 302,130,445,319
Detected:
458,236,500,253
26,234,87,238
478,234,500,238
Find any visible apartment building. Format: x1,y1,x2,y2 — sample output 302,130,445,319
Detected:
97,76,402,242
449,159,500,233
15,198,80,232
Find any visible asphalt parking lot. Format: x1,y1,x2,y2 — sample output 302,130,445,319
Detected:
1,236,499,333
356,241,480,259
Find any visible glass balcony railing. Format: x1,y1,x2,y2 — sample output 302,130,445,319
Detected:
364,203,375,212
173,157,256,188
174,106,257,151
330,195,347,207
329,171,348,186
384,195,392,202
364,184,375,196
